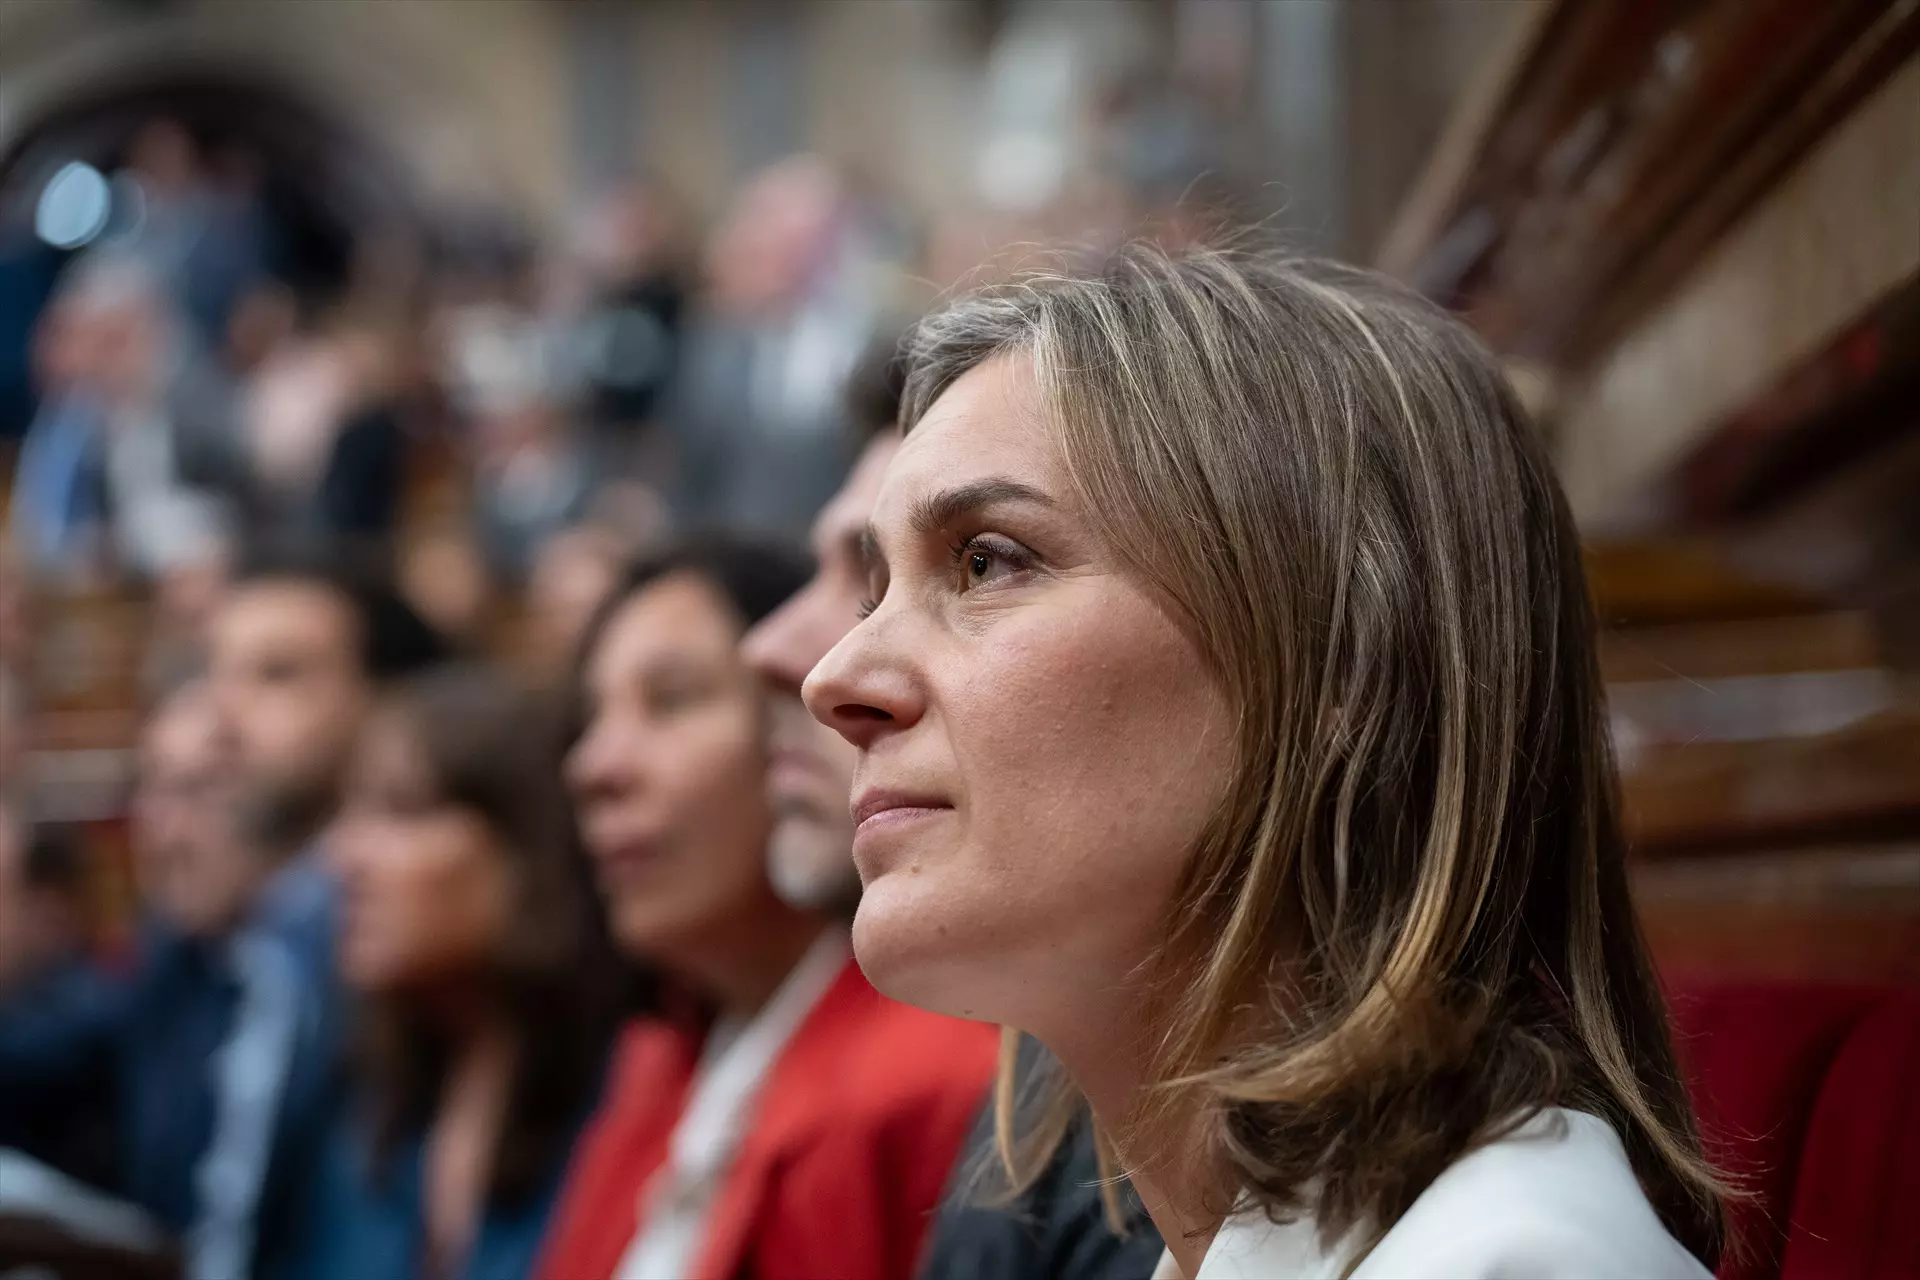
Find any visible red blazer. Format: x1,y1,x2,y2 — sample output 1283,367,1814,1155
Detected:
536,956,997,1280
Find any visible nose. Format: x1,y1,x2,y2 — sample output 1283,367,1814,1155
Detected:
741,590,813,696
801,615,922,751
564,717,640,805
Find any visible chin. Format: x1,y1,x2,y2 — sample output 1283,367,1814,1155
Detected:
848,872,1001,1024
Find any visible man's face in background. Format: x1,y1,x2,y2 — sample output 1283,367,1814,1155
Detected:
208,580,370,853
134,684,260,937
742,433,899,912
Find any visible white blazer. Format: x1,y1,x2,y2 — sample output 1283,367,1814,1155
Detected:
1154,1108,1713,1279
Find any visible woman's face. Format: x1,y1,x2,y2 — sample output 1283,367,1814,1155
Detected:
565,574,778,967
331,709,511,994
804,355,1234,1031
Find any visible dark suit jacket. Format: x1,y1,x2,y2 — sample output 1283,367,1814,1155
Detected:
920,1037,1166,1280
0,858,342,1280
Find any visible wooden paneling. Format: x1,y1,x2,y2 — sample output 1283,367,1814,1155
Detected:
1599,612,1881,683
1585,541,1825,628
1380,0,1920,374
1622,690,1920,856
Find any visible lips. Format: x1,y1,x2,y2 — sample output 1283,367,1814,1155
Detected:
850,788,953,830
582,826,670,886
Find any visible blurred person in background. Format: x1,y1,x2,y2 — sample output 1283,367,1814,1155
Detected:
740,340,1165,1280
738,340,899,917
8,267,116,579
304,664,621,1280
463,322,597,585
236,306,407,547
398,525,495,657
522,523,629,680
0,803,120,1189
114,120,214,327
192,545,448,1278
8,253,233,584
104,120,271,348
211,543,450,875
667,155,883,541
0,678,315,1277
180,141,273,349
130,681,268,938
573,180,687,470
537,537,994,1280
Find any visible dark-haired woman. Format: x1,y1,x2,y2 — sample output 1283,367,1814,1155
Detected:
303,665,620,1280
535,538,995,1280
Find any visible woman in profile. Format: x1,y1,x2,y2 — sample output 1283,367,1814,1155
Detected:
804,245,1729,1279
308,665,620,1280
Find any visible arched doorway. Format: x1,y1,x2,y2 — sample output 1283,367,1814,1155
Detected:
0,66,417,438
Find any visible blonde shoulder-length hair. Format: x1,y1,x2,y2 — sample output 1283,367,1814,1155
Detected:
899,243,1728,1264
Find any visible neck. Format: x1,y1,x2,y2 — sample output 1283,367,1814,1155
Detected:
431,1011,518,1164
1038,994,1225,1280
421,1014,517,1277
686,903,830,1022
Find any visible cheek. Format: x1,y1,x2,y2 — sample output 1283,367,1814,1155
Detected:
363,833,505,976
681,709,770,851
858,587,1233,1019
427,842,510,958
634,706,773,925
966,603,1226,880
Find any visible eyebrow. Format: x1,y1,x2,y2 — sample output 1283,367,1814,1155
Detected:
860,477,1055,573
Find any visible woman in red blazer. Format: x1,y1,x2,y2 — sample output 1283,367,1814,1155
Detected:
538,537,996,1280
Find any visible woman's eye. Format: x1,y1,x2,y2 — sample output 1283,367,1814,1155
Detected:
649,687,700,716
955,536,1031,591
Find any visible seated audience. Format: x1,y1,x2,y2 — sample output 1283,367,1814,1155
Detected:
536,538,996,1280
1,546,448,1280
302,664,621,1280
0,681,313,1279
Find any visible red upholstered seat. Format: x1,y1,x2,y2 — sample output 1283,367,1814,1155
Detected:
1780,991,1920,1280
1666,979,1920,1280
